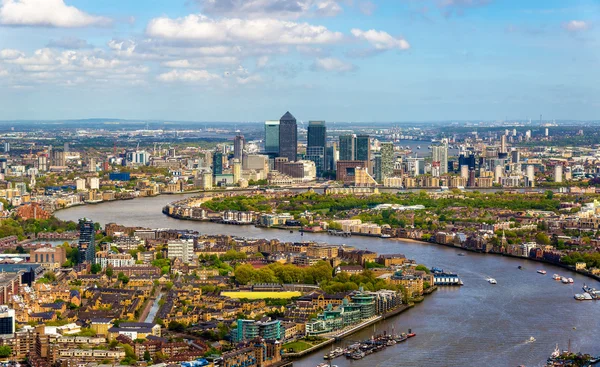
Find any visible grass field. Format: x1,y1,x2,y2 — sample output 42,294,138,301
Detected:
220,291,301,299
282,341,313,353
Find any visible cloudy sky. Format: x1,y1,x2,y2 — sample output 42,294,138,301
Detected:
0,0,598,122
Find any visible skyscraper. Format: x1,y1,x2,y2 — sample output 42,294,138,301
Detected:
306,121,327,177
432,143,448,175
78,218,95,263
234,134,245,161
264,120,280,154
355,134,371,163
339,135,355,161
380,142,394,180
278,112,297,162
212,151,223,175
307,121,326,149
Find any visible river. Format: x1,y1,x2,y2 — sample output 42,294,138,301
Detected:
55,194,600,367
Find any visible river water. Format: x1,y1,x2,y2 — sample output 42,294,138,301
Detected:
56,194,600,367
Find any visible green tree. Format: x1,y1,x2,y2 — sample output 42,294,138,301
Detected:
0,345,11,358
143,350,151,362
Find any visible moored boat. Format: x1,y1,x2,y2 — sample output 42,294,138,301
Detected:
487,278,497,284
537,270,546,274
568,278,574,284
553,274,561,280
561,277,569,284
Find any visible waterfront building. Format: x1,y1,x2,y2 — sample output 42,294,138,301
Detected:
279,111,297,162
233,318,284,342
78,218,95,263
221,339,284,367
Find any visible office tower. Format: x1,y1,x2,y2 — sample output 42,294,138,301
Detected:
339,135,355,161
264,121,280,154
373,153,382,182
380,142,394,180
459,153,476,170
0,306,15,336
554,165,563,183
2,142,9,153
500,135,506,154
78,218,95,263
307,121,326,149
545,128,549,137
306,121,327,177
511,149,520,164
233,134,245,162
512,128,517,137
233,159,241,183
355,134,371,163
432,143,448,175
64,142,69,153
279,111,297,162
212,151,223,175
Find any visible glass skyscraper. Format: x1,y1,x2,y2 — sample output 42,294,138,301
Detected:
279,111,297,162
307,121,327,177
212,151,223,175
264,120,280,154
355,134,371,163
339,134,355,161
78,218,95,263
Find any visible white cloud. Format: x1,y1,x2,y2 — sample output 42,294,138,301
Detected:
47,37,92,49
0,47,148,87
146,14,343,46
311,57,355,72
562,20,591,32
197,0,342,19
0,0,111,28
0,49,23,59
161,56,239,68
157,69,220,82
351,28,410,51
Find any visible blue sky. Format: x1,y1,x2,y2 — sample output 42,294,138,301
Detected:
0,0,598,122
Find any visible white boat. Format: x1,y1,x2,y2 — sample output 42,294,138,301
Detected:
568,278,574,284
551,344,560,358
527,337,536,343
561,277,569,284
487,278,497,284
575,293,593,301
552,274,561,280
537,270,547,274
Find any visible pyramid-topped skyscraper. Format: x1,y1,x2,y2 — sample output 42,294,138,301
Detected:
278,111,297,162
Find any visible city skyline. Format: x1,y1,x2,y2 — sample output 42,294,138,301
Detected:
0,0,598,122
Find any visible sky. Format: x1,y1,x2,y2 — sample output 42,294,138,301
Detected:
0,0,598,122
